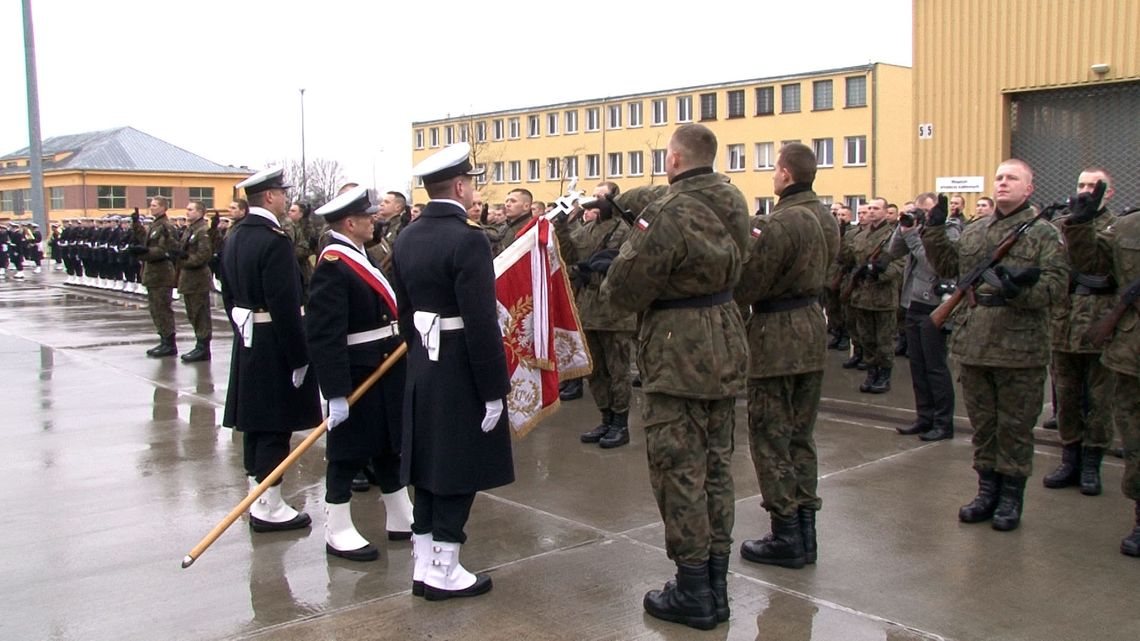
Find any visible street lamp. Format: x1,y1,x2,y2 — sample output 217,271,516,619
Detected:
299,88,307,199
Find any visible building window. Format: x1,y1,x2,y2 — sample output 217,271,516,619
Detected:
429,127,439,147
727,144,746,171
492,162,504,183
475,164,487,185
652,149,667,175
188,187,214,208
98,186,127,209
628,151,644,176
607,104,622,129
781,83,801,113
726,90,745,118
607,152,623,177
528,115,540,138
628,102,643,127
586,154,600,179
818,195,834,206
49,186,65,210
565,110,578,134
146,186,173,205
651,99,667,125
755,86,774,115
813,80,833,110
677,96,692,122
508,161,521,183
460,124,469,143
493,119,504,141
414,129,424,149
547,113,559,135
754,197,774,215
547,157,561,180
0,190,11,211
755,142,775,170
844,135,867,166
845,195,865,217
586,107,600,132
564,156,578,179
812,138,834,167
846,76,867,107
528,159,540,182
508,117,520,139
476,121,486,142
445,126,455,145
700,92,717,120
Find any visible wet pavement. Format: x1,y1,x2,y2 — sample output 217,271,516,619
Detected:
1,271,1137,641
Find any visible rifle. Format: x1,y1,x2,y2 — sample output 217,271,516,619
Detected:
840,233,891,302
1083,275,1140,348
930,202,1065,329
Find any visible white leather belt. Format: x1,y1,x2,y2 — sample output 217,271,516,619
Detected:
251,311,273,323
346,322,399,346
231,307,302,348
413,312,465,361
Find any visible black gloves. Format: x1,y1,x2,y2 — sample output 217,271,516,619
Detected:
586,248,619,274
867,256,891,278
1068,180,1107,225
984,265,1041,298
926,194,949,227
126,245,148,256
167,248,189,260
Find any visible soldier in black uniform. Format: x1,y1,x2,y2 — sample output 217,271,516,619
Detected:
220,167,322,533
306,186,414,562
391,143,513,600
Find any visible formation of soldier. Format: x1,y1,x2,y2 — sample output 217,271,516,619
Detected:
0,220,45,280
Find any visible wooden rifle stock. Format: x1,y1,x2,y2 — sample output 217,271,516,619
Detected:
930,287,967,329
1083,276,1140,348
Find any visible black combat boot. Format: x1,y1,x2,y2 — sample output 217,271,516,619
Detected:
992,475,1026,531
920,420,954,441
708,554,730,622
180,339,211,363
835,331,850,351
1121,502,1140,557
859,367,878,393
867,367,891,394
841,346,863,369
580,409,612,443
148,334,177,358
1042,415,1058,429
740,513,806,569
798,507,817,564
1080,446,1104,496
1042,443,1081,489
897,420,930,436
894,332,908,356
643,562,717,630
145,334,166,357
559,378,583,401
827,330,841,350
958,469,1001,523
599,411,629,449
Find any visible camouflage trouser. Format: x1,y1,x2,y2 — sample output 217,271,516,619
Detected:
643,393,736,564
183,291,213,341
852,307,896,368
147,286,175,336
1050,351,1115,448
960,364,1046,478
843,300,858,347
748,371,824,518
585,330,633,413
1113,371,1140,501
824,287,844,334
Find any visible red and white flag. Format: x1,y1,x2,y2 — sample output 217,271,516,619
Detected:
493,217,592,438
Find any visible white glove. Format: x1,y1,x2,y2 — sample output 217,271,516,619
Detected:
480,399,504,433
291,364,309,388
327,397,349,431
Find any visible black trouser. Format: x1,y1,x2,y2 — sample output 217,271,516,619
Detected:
243,431,292,485
326,457,402,504
905,303,955,430
412,488,475,543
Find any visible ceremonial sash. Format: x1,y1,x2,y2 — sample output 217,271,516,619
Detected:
319,245,399,318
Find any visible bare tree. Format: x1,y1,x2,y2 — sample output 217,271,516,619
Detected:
644,133,665,185
271,158,346,207
459,114,503,204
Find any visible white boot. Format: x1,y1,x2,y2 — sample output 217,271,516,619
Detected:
114,280,124,291
412,533,431,596
172,288,181,300
138,285,148,296
382,488,415,540
33,266,42,274
13,271,25,280
325,502,378,561
423,541,492,600
249,484,311,532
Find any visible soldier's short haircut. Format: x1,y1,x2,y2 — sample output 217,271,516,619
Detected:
596,181,621,197
978,196,995,207
998,158,1034,183
1080,166,1113,187
777,142,817,185
915,192,937,208
424,177,461,200
509,188,533,204
234,198,249,214
247,192,268,208
386,191,407,210
151,196,168,208
188,200,206,214
533,201,546,209
671,123,717,167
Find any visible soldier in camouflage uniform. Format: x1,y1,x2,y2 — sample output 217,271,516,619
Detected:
838,210,867,368
1043,169,1119,496
735,143,839,570
128,196,180,357
486,188,534,256
825,204,852,350
844,198,903,393
1062,178,1140,557
364,191,407,276
285,202,319,304
923,159,1067,531
600,124,749,630
175,201,215,363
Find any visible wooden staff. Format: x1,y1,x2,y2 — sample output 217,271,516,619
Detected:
181,342,408,569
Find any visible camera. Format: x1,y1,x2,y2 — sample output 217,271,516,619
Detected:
899,209,926,228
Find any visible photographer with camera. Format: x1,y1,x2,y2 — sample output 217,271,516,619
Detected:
889,192,961,440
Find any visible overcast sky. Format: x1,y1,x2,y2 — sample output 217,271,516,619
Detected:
0,0,911,194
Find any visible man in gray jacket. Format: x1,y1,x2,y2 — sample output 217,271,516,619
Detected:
889,192,959,441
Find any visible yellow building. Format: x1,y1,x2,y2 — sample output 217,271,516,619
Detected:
913,0,1140,209
412,63,913,213
0,127,253,223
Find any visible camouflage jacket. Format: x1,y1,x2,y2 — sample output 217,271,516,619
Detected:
1063,212,1140,377
845,221,903,311
177,218,214,293
735,188,840,378
1050,211,1117,353
488,214,532,256
923,202,1067,368
555,216,637,331
365,215,404,276
135,213,178,287
835,224,865,292
600,170,750,399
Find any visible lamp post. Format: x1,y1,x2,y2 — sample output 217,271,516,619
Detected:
299,88,307,199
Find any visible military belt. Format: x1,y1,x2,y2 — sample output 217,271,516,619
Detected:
752,296,817,314
347,323,400,346
1071,272,1115,296
974,293,1008,307
649,289,733,310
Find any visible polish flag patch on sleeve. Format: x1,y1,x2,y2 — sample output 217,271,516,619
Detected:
636,218,650,231
751,227,763,238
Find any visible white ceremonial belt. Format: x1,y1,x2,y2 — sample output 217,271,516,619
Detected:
438,317,464,330
251,312,273,323
413,312,464,362
346,323,399,346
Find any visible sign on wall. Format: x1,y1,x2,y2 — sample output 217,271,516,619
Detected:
935,176,985,192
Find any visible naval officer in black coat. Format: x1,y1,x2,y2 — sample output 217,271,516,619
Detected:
220,167,322,532
306,186,414,562
391,143,513,600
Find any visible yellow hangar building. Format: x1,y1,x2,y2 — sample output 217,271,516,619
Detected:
411,63,913,214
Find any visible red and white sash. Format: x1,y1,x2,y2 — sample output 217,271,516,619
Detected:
319,245,399,318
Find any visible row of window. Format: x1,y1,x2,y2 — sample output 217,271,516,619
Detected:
752,194,866,216
415,77,868,149
0,186,216,211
